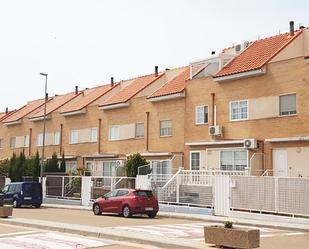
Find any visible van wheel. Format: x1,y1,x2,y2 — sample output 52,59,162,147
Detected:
122,205,131,218
34,204,41,208
93,203,102,215
13,199,20,208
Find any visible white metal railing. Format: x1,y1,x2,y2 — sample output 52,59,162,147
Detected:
45,176,82,200
261,169,309,177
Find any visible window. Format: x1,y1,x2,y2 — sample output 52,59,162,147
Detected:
90,128,98,142
116,190,129,196
160,120,172,137
66,161,77,173
280,94,296,116
0,139,3,149
220,150,247,171
135,123,144,138
230,100,248,121
190,152,200,170
24,136,29,147
37,134,44,146
54,132,60,145
152,160,171,175
70,130,78,144
109,126,120,140
10,137,16,148
195,106,208,124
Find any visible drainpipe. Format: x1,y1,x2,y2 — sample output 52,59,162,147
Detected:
211,93,215,126
146,112,150,151
98,118,102,153
60,124,63,155
29,128,32,156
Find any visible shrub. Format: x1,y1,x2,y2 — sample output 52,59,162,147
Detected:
224,221,233,229
125,153,148,177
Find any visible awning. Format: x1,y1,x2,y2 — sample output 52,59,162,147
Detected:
185,140,244,146
265,136,309,143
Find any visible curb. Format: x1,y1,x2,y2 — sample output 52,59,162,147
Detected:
42,203,309,233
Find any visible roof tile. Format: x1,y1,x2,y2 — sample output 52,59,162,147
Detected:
61,84,115,114
148,67,190,99
2,98,48,124
101,73,164,106
30,92,80,119
214,30,303,77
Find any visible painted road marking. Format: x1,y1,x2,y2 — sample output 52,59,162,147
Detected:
0,231,38,237
113,222,305,240
0,232,111,249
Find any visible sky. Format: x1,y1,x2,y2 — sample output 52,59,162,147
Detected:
0,0,308,110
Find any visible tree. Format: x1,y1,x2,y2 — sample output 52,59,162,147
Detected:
45,152,59,172
0,159,10,177
60,153,66,173
32,151,40,178
125,153,148,177
8,153,17,182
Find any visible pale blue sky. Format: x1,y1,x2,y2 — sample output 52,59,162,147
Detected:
0,0,308,109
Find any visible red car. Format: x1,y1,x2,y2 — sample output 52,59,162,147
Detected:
92,188,159,218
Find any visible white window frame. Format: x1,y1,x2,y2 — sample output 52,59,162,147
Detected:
219,149,248,171
195,105,209,125
135,123,144,139
70,130,78,144
10,137,16,149
279,93,297,116
190,151,201,170
109,125,120,141
230,99,249,121
54,132,60,145
90,128,98,142
37,133,44,146
160,120,172,137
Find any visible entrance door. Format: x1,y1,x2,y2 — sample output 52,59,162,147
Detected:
273,149,288,176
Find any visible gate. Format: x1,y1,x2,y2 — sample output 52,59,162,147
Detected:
214,175,230,216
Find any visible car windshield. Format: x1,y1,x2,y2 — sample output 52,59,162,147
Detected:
134,191,153,198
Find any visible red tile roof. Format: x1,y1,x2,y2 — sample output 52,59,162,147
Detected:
100,73,164,106
214,30,303,78
148,67,190,99
61,84,116,114
0,110,16,122
30,92,81,119
2,98,49,124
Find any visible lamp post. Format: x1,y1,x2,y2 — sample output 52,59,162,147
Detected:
40,73,48,184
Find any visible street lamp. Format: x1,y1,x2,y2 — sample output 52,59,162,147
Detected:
40,73,48,184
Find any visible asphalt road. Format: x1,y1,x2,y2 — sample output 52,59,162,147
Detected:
7,207,309,249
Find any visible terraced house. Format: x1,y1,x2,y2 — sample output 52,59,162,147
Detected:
0,23,309,177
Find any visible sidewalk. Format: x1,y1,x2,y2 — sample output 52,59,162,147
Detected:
41,203,309,232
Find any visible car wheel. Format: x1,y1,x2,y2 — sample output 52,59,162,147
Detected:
147,212,157,218
122,205,131,218
13,199,20,208
93,203,102,215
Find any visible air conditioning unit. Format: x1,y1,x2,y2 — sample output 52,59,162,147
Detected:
209,126,223,136
235,41,249,53
243,139,258,149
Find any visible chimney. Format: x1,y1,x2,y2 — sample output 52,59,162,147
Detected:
155,66,159,77
45,93,49,100
289,21,294,36
75,86,78,94
111,77,114,87
211,51,215,55
5,107,8,114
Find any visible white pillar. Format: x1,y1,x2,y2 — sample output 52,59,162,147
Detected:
81,176,92,206
5,178,11,185
42,177,47,199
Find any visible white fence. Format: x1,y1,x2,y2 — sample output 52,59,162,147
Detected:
45,176,82,199
230,176,309,217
